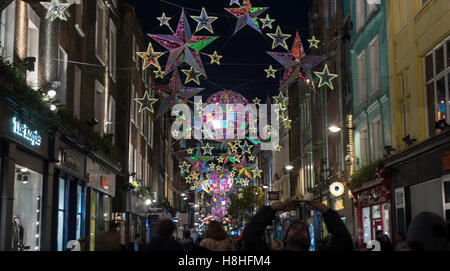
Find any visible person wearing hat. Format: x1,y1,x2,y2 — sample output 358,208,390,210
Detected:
242,200,354,251
406,212,448,251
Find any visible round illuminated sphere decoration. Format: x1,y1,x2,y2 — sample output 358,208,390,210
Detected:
329,182,345,197
204,90,249,142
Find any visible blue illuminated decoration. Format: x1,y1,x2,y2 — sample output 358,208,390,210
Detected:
12,117,42,147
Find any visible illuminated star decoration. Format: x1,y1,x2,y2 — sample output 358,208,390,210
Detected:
314,64,339,90
182,67,202,85
252,167,263,178
179,161,191,174
186,148,194,155
225,0,268,34
41,0,72,21
240,140,253,155
252,97,261,105
191,8,218,34
157,12,172,28
135,91,158,114
136,43,164,70
209,51,223,65
229,0,240,6
308,36,320,49
186,149,211,174
273,92,289,107
267,26,292,50
202,143,214,155
265,65,277,79
259,14,275,29
149,10,219,77
152,70,204,116
154,68,165,79
267,32,325,90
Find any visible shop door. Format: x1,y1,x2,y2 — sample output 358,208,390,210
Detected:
372,219,382,239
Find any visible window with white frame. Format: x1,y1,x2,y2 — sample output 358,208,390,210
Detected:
75,0,84,36
109,19,117,82
134,91,139,127
355,0,364,32
108,95,116,142
133,147,137,174
132,35,136,62
0,1,15,62
95,0,107,64
26,6,40,90
129,143,133,173
73,65,82,118
149,118,154,148
360,127,370,166
424,36,450,136
140,110,145,136
357,50,367,104
367,0,377,17
369,36,380,95
94,80,105,135
58,46,68,105
370,116,383,161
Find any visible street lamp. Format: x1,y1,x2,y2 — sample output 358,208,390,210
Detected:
145,199,152,206
328,125,342,133
262,185,269,189
285,165,294,171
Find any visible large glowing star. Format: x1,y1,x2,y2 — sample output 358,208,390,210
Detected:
41,0,72,21
151,70,204,116
136,43,164,70
267,32,325,90
191,8,218,34
225,0,268,34
149,10,219,77
314,64,339,90
135,91,158,114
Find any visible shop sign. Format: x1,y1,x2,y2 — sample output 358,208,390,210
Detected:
443,152,450,172
268,191,280,201
355,184,390,207
12,117,42,147
62,150,80,172
329,182,345,197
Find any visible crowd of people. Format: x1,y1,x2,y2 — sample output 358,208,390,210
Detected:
68,200,448,252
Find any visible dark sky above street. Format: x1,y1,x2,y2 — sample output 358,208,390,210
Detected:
122,0,313,102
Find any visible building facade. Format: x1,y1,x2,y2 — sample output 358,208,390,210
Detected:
384,0,450,236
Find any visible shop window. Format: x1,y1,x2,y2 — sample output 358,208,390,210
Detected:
372,205,381,219
12,165,42,251
57,177,67,251
382,202,391,237
76,184,84,240
362,207,371,244
89,190,97,251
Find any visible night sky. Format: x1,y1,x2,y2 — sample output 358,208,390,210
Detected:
122,0,313,102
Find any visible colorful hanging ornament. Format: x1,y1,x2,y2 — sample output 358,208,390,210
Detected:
267,26,292,50
259,14,275,30
136,43,164,70
149,10,219,77
191,7,218,34
41,0,72,21
186,149,211,174
135,91,158,113
314,64,339,90
308,35,320,49
267,32,325,90
225,0,268,34
151,70,204,116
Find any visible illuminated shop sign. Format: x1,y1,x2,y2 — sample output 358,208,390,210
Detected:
12,117,42,147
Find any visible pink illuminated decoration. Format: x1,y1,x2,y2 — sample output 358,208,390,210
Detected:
267,32,325,90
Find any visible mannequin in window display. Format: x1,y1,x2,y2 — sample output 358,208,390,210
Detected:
12,215,29,251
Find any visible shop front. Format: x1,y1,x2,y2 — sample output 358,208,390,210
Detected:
385,130,450,236
0,104,51,251
126,192,149,249
85,157,118,251
352,177,392,248
51,140,87,251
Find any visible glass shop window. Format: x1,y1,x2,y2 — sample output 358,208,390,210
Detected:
362,207,371,244
76,184,84,240
57,177,67,251
12,165,43,251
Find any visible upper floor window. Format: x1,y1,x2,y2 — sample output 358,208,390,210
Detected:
355,0,364,32
109,19,117,82
357,50,367,104
425,36,450,136
0,1,15,63
95,0,107,64
369,36,380,95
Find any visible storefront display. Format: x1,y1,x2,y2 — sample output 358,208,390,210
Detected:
12,165,43,251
